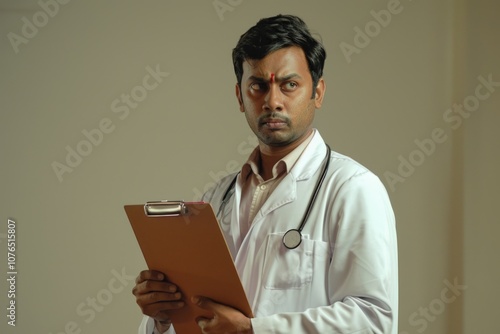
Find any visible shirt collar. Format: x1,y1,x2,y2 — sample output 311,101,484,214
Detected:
241,129,316,181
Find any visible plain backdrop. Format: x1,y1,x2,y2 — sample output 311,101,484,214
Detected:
0,0,498,333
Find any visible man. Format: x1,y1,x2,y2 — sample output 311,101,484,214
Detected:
133,14,398,334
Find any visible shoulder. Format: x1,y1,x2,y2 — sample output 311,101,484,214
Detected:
320,151,396,231
328,150,372,179
326,149,389,196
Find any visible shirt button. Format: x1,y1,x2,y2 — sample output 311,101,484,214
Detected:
260,185,267,190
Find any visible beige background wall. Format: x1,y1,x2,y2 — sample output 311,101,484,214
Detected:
0,0,498,333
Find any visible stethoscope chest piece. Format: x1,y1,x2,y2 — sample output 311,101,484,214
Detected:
283,229,302,249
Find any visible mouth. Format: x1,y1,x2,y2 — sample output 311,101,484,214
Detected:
260,118,288,130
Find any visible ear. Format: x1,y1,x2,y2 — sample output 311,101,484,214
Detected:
313,78,326,109
235,83,245,113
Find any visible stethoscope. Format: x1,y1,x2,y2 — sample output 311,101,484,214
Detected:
216,143,331,250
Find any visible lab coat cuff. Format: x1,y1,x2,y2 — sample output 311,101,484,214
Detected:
139,316,176,334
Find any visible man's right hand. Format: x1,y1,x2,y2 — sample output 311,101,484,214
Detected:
132,270,185,333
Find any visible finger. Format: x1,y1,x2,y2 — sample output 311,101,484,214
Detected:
193,297,218,331
135,270,166,284
192,296,209,309
137,279,179,294
133,279,180,298
148,291,183,303
136,290,183,305
141,300,185,315
192,296,222,313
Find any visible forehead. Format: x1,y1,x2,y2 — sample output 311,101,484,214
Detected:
241,46,311,80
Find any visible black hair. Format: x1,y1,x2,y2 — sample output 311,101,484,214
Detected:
232,14,326,96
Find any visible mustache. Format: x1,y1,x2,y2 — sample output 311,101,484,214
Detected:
258,112,291,125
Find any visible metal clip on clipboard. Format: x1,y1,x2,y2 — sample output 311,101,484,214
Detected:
144,200,187,217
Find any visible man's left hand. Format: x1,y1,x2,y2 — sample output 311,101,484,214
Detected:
192,296,253,334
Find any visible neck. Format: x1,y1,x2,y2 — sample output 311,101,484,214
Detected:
258,128,313,180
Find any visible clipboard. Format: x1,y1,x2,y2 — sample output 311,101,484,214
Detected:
124,200,253,334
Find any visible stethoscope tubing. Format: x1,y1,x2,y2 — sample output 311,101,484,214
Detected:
296,143,331,233
217,143,331,249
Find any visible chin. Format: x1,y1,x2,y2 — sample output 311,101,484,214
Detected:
260,134,295,147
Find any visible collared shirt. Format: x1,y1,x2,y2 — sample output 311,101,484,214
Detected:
238,130,315,237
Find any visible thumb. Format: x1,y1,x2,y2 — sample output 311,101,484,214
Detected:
191,295,214,310
192,296,216,329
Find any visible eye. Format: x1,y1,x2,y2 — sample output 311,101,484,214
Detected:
282,81,298,91
250,82,267,91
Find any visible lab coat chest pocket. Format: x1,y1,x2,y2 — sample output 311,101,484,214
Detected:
262,234,327,290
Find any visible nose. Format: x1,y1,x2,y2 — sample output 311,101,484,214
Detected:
263,84,284,112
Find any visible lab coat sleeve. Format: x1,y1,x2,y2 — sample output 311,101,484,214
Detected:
138,315,176,334
251,171,398,334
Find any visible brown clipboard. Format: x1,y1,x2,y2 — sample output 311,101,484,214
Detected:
124,200,253,334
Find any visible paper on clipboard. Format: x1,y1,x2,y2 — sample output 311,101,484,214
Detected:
124,200,253,334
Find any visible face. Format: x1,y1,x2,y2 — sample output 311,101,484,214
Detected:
236,46,325,151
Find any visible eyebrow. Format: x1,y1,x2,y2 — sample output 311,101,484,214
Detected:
247,73,302,83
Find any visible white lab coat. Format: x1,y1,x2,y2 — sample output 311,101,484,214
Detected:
139,130,398,334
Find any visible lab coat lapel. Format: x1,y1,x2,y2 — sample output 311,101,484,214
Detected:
252,130,327,223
